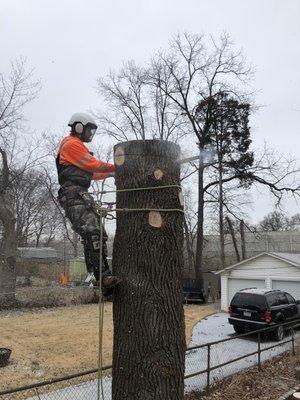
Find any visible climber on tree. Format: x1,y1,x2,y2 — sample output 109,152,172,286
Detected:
56,112,121,290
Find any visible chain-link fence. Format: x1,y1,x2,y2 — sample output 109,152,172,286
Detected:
0,282,100,309
185,321,296,395
0,321,297,400
0,366,112,400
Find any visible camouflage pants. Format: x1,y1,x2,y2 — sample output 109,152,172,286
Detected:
65,198,111,281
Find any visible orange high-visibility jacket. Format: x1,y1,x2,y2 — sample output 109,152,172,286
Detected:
57,135,115,180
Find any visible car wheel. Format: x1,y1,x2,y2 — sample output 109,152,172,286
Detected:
233,325,245,334
273,324,284,341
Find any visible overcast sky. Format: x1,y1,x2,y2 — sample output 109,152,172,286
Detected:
1,0,299,223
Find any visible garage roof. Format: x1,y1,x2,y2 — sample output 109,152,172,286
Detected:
17,247,58,260
214,252,300,275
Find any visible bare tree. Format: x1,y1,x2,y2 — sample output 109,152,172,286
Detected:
259,210,289,232
6,169,61,247
289,214,300,231
0,58,41,305
259,210,300,232
245,145,300,204
95,33,253,288
148,32,254,286
95,32,300,290
95,60,186,142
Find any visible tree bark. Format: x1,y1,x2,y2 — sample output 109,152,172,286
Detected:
0,195,17,307
218,171,225,268
112,140,186,400
240,219,246,260
73,230,79,258
183,215,195,282
195,163,204,288
226,216,240,262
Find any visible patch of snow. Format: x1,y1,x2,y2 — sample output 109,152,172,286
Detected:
26,312,297,399
185,312,297,393
27,377,112,400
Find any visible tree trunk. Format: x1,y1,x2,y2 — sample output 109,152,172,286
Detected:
226,216,240,262
0,197,17,307
36,229,42,247
240,219,246,260
112,140,186,400
183,215,195,282
195,163,204,288
218,163,225,268
73,230,79,258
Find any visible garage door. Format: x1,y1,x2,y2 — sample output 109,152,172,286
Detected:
272,280,300,301
228,278,266,304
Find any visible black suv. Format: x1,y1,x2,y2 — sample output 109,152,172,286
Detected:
228,288,300,341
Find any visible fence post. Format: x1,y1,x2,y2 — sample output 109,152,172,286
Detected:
206,344,211,395
257,331,261,371
292,328,295,356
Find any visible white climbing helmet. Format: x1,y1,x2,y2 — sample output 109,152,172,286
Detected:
68,112,96,128
68,112,98,142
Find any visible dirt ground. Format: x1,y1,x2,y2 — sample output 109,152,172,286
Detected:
0,302,215,390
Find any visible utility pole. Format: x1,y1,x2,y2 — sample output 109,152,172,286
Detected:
112,140,185,400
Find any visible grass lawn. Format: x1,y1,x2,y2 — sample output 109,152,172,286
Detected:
0,302,215,390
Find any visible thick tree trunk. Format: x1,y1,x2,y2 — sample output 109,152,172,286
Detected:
0,197,17,307
112,140,186,400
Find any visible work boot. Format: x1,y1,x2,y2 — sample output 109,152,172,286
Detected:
102,275,122,290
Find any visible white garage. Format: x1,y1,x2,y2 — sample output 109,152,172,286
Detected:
215,252,300,311
272,280,300,300
228,278,265,303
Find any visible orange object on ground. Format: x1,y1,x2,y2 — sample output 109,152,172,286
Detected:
60,272,69,286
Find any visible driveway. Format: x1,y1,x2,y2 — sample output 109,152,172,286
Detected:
27,312,296,399
185,312,297,393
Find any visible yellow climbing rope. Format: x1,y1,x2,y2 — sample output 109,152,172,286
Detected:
94,183,181,195
97,214,105,400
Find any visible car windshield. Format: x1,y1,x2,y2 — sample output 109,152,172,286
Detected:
231,293,267,311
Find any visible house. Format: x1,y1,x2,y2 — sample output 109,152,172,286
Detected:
16,247,61,284
17,247,58,261
214,252,300,311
